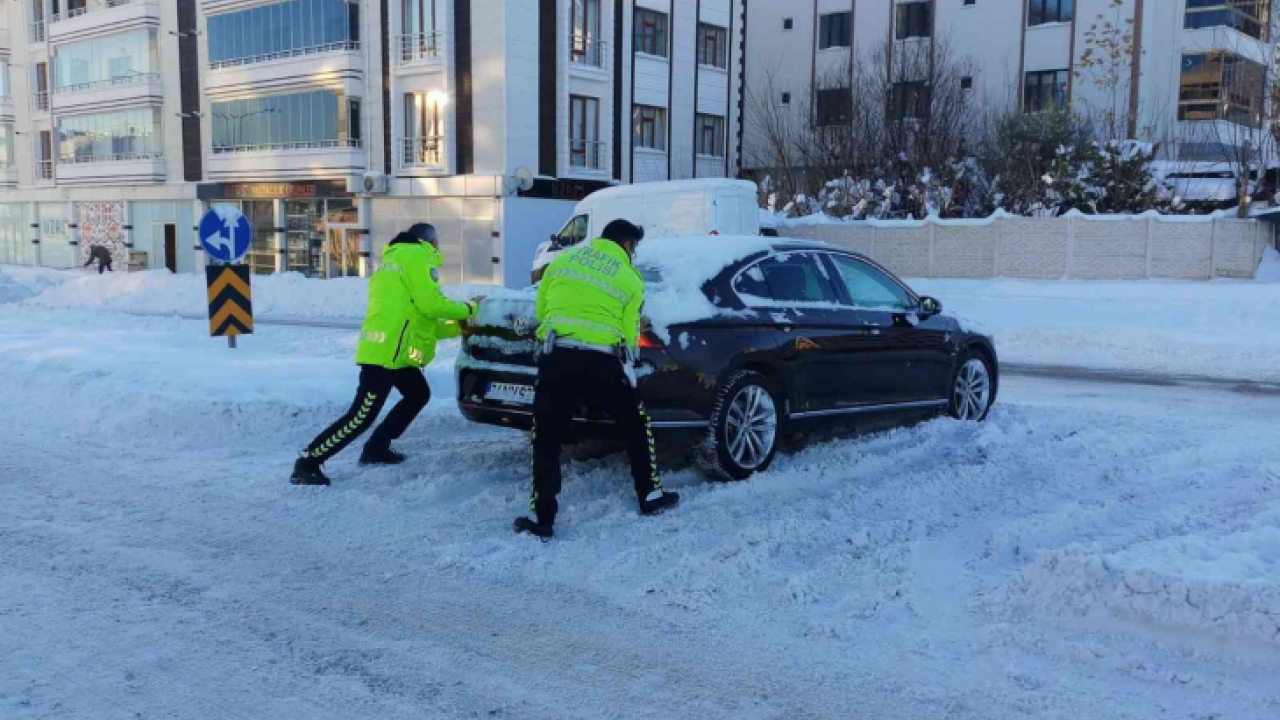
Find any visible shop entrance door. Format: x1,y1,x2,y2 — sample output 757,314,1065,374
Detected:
163,224,177,273
324,226,362,278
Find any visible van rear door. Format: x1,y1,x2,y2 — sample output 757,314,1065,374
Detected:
644,192,706,237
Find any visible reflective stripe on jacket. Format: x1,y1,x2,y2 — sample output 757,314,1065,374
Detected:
355,241,476,369
535,238,643,352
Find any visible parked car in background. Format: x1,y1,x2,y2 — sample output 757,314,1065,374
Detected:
530,179,764,283
461,236,999,480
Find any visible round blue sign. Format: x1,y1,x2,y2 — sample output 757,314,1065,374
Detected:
199,205,253,263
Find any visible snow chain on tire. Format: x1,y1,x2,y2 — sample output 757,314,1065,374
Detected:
695,370,780,481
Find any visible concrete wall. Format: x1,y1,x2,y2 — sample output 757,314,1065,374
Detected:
781,214,1270,281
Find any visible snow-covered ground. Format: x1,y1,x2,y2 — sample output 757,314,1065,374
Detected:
2,304,1278,718
6,251,1279,381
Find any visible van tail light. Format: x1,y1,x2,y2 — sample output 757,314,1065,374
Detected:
638,332,664,349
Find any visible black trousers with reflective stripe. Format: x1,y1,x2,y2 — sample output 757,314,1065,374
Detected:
531,348,660,525
304,365,430,464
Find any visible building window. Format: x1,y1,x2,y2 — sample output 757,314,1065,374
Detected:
403,92,444,167
0,125,13,168
52,30,158,93
1028,0,1074,26
212,89,360,151
961,76,974,90
1023,69,1069,111
1184,1,1270,42
402,0,437,35
896,1,933,40
570,95,602,170
632,104,667,151
1179,52,1265,127
780,91,792,106
634,8,669,58
815,87,852,126
698,23,728,69
696,114,726,157
207,0,360,68
818,12,852,49
890,81,930,121
964,0,976,5
57,108,162,162
783,17,794,30
571,0,605,68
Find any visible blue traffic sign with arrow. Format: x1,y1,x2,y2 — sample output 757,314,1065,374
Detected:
199,205,253,263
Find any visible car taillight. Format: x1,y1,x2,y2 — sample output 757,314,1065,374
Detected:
638,332,663,349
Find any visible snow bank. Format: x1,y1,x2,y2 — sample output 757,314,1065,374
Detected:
1011,508,1280,645
909,277,1280,381
0,265,67,304
13,267,515,320
1258,246,1280,283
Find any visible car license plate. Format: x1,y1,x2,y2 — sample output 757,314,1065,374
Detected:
485,382,535,405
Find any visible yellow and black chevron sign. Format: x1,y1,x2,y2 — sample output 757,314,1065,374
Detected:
206,264,254,337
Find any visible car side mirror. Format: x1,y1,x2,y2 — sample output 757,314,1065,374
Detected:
919,296,942,316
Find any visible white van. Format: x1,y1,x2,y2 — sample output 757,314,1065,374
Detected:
530,179,763,282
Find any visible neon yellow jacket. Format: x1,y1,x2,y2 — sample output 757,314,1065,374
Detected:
356,241,476,369
536,238,644,352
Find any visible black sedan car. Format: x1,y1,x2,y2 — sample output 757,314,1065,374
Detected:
457,238,998,480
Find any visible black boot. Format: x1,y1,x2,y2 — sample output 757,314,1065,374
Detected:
639,490,679,516
291,458,330,486
514,516,555,540
359,443,407,466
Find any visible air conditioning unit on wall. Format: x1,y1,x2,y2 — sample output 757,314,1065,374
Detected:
351,173,389,196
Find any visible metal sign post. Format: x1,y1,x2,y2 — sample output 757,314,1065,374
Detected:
198,205,255,349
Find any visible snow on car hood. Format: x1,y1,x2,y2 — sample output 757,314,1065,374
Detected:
635,235,783,341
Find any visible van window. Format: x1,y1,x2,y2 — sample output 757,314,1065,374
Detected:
555,214,590,248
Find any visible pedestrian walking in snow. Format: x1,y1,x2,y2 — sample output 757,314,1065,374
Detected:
291,223,482,486
84,245,113,274
515,219,679,539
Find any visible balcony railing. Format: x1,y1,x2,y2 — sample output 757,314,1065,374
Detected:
54,72,161,95
401,136,445,169
51,0,149,24
30,21,46,43
209,41,361,70
569,34,608,69
60,151,163,164
32,92,50,113
569,139,607,171
212,139,363,154
36,160,54,180
397,32,446,65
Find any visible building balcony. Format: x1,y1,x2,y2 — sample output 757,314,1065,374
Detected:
396,33,446,70
569,35,609,73
56,152,166,186
36,159,54,184
400,136,446,173
49,0,160,43
51,72,163,113
206,43,365,98
31,92,50,116
207,139,365,181
30,21,46,44
567,139,608,176
0,164,17,188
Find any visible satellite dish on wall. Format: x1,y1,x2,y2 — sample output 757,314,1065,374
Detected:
513,166,536,193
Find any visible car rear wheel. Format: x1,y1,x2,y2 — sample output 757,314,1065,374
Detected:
949,352,994,422
697,371,782,481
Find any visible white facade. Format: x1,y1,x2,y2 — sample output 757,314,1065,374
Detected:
0,0,747,283
743,0,1276,173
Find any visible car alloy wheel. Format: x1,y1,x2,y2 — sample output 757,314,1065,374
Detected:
952,356,992,421
698,371,783,481
726,385,778,470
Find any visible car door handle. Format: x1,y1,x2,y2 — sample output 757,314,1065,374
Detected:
780,324,794,333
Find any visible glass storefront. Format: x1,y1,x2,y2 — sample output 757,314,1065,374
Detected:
58,109,162,162
207,0,360,66
0,204,26,265
211,89,360,151
213,197,360,277
52,30,158,92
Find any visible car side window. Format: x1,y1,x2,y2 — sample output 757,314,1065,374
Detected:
828,255,914,310
556,215,589,247
733,252,839,306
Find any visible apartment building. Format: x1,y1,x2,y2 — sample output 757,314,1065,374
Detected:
0,0,747,285
743,0,1274,175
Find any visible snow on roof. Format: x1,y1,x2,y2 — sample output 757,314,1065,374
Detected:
636,234,797,340
583,178,757,203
